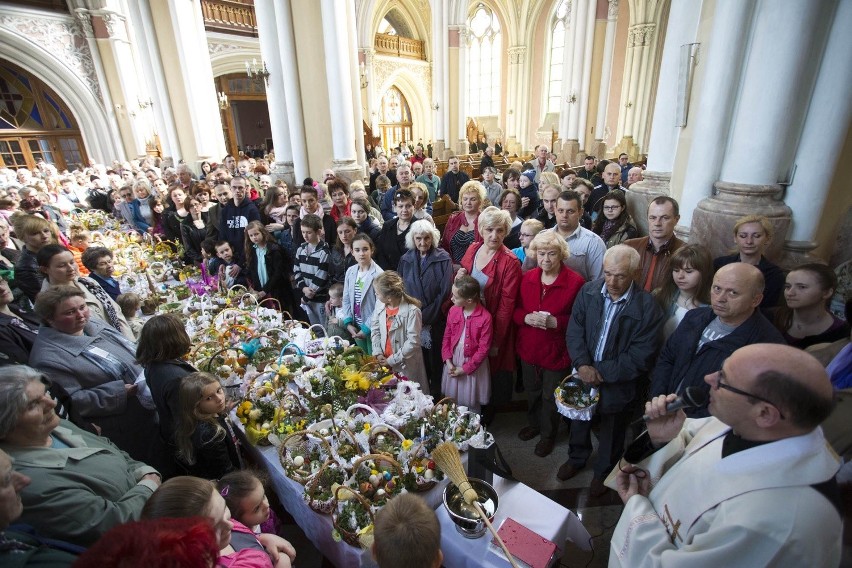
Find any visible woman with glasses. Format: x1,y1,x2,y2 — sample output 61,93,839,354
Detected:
592,191,637,248
498,189,523,250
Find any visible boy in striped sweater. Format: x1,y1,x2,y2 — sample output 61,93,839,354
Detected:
294,214,330,326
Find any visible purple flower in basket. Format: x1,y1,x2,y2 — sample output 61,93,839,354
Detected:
357,387,392,413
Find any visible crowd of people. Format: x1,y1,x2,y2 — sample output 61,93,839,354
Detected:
0,146,849,567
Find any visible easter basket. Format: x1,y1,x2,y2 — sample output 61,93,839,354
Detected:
554,376,599,421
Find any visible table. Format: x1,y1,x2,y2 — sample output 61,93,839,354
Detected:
235,419,590,568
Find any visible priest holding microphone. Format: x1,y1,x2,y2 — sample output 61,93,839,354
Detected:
606,343,842,567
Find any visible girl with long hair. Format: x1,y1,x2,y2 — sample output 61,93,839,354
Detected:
653,244,713,339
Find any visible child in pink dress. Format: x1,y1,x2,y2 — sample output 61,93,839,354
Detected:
441,275,492,411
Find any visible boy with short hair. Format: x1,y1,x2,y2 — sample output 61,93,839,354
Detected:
214,240,248,289
293,214,330,326
372,494,442,568
324,281,350,340
115,292,144,340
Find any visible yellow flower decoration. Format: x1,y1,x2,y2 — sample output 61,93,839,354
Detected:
401,439,413,451
363,423,371,432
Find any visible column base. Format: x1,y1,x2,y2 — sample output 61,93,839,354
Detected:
331,160,365,184
690,181,792,261
612,136,640,161
779,241,822,270
559,140,580,165
625,171,671,236
270,161,295,189
456,140,468,155
431,140,447,161
589,140,606,162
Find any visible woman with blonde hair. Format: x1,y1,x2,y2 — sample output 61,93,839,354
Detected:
713,214,784,308
12,214,58,302
458,206,522,424
439,180,485,267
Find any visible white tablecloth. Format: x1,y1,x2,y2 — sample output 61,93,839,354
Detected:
437,476,592,568
235,418,590,568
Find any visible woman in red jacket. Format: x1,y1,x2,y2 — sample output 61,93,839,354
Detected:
459,206,522,424
514,231,585,457
440,181,484,269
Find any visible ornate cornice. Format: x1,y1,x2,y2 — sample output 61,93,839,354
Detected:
628,23,655,47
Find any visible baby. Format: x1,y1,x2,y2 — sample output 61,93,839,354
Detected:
325,282,350,339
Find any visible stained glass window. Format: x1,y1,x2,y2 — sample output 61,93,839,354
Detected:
466,4,501,117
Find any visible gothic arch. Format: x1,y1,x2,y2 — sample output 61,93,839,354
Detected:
0,28,122,163
358,0,431,58
208,43,262,78
375,68,431,145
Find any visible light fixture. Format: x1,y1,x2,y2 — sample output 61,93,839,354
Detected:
359,62,368,89
245,58,270,86
217,91,230,110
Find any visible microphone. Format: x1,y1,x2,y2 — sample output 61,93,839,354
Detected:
636,387,709,423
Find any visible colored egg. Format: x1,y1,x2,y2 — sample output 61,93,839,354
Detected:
293,455,304,467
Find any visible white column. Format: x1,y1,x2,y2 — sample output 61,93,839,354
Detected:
162,0,225,161
345,0,366,176
431,0,446,153
785,0,851,244
254,0,293,175
566,0,589,141
455,26,469,152
557,3,575,141
442,0,451,156
320,0,359,175
576,0,596,151
125,1,180,160
642,0,702,172
593,0,619,145
718,0,825,185
678,0,755,226
273,0,308,180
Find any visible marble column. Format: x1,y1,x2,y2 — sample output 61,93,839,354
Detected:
590,0,619,161
626,0,702,235
254,0,294,186
614,21,654,161
676,0,755,235
453,25,470,155
272,0,308,181
781,0,850,265
320,0,360,181
149,0,225,162
506,46,526,155
345,0,366,178
557,0,575,150
431,0,447,158
691,0,827,260
563,0,591,162
575,0,597,160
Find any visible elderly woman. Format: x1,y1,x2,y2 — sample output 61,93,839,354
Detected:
713,214,785,309
29,286,161,465
0,366,161,546
459,207,522,423
37,244,134,340
440,180,484,268
398,220,453,396
514,232,585,457
129,179,155,233
12,214,57,302
0,270,39,364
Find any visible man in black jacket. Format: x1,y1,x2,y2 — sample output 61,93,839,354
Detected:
649,262,785,414
218,176,260,264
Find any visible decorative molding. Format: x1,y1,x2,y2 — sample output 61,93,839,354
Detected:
608,0,619,19
0,13,102,100
73,9,93,38
628,23,655,47
508,46,527,65
371,54,431,98
207,40,246,57
100,11,126,40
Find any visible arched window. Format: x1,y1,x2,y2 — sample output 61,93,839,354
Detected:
547,0,570,113
379,86,412,151
0,61,87,171
466,4,501,117
377,17,397,35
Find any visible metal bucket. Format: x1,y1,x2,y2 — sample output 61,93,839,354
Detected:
442,478,498,538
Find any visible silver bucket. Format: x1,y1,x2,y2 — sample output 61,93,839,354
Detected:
442,478,498,538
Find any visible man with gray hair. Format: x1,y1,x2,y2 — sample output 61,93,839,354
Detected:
626,166,643,187
176,163,195,194
532,145,555,182
561,244,664,497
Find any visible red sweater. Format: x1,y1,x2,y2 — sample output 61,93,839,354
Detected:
513,266,585,370
442,303,493,375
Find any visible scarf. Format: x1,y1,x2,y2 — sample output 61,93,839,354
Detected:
77,277,123,332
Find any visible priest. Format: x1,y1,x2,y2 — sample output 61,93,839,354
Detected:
606,343,841,567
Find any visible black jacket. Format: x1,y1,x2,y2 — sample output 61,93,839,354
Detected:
247,241,297,314
144,359,197,443
567,281,664,413
649,307,786,416
398,248,453,326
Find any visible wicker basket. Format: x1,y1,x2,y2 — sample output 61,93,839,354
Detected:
278,430,331,485
348,453,404,505
332,485,375,548
303,458,346,515
555,377,599,421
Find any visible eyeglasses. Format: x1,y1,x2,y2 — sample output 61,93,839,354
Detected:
603,205,622,211
712,368,785,419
